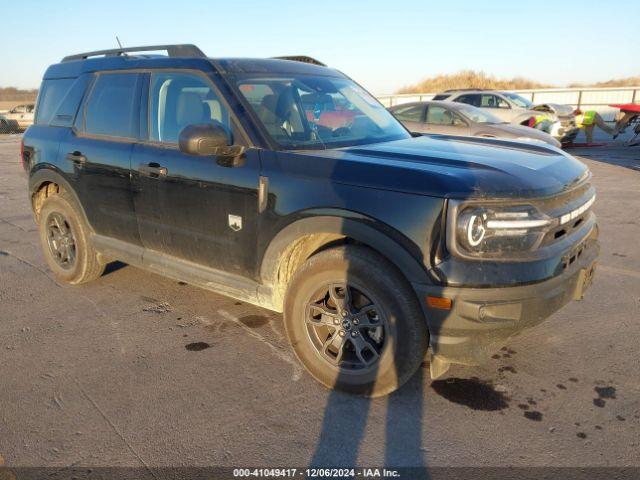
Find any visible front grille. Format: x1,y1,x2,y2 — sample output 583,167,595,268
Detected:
538,182,595,247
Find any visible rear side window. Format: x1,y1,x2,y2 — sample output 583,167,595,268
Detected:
432,94,451,101
454,94,481,107
35,79,74,125
84,73,140,138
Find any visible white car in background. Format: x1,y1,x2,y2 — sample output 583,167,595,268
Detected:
432,90,579,143
0,113,20,134
2,104,35,131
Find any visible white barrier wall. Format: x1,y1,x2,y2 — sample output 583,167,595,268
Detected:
378,87,639,121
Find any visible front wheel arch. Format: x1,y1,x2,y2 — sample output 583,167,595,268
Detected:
260,215,432,311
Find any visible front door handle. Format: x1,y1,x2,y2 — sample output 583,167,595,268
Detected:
66,151,87,164
139,162,168,177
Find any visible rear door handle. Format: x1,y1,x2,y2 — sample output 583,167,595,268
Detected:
139,162,168,177
66,151,87,164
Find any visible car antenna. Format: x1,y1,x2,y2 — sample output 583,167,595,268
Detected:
115,36,128,57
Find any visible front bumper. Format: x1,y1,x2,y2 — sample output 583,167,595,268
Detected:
558,119,580,143
413,237,599,367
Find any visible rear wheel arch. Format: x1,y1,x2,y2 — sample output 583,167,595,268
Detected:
29,169,90,228
260,215,431,311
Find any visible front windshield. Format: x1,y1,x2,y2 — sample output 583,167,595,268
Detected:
235,75,410,149
454,103,503,124
503,92,533,109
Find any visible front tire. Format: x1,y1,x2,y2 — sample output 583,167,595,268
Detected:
284,246,428,397
38,191,105,285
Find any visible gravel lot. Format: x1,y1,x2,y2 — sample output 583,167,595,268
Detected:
0,134,638,472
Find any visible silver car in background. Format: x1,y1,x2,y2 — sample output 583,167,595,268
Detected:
0,113,20,134
2,104,35,131
389,101,562,148
432,90,579,143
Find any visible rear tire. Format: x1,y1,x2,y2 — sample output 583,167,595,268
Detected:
38,191,105,284
284,245,428,397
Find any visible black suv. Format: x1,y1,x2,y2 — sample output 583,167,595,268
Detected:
23,45,598,396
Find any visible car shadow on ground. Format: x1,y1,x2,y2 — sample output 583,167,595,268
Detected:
309,369,427,468
103,260,128,276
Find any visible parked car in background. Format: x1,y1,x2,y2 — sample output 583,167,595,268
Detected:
3,104,35,131
433,90,579,143
0,113,20,134
389,101,561,148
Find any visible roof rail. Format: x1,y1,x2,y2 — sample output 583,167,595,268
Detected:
444,88,492,92
272,56,326,67
61,44,207,62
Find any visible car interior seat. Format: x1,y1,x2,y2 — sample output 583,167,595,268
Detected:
441,110,454,125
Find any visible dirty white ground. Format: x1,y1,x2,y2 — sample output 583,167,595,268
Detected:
0,134,638,472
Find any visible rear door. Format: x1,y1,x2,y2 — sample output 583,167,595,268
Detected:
58,72,143,245
131,70,261,278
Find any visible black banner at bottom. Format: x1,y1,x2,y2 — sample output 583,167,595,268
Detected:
1,467,640,480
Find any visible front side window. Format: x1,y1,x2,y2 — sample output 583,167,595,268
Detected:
85,73,139,138
391,105,424,122
480,94,509,109
426,106,456,125
149,72,230,144
236,75,409,149
502,92,533,108
455,104,502,124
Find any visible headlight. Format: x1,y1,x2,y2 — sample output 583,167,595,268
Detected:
452,203,551,257
447,189,596,260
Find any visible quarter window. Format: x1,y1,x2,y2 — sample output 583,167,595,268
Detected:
84,73,139,138
149,72,230,144
35,78,74,125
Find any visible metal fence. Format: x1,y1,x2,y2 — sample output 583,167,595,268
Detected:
377,87,640,121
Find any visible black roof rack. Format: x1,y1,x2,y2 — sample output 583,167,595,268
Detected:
272,56,326,67
61,44,207,62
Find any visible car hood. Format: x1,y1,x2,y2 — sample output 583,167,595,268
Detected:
295,135,588,199
532,103,575,117
488,123,561,146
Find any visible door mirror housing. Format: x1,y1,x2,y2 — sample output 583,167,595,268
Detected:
453,116,468,127
178,124,244,158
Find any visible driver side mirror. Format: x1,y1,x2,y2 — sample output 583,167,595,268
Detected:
178,124,245,166
453,116,467,127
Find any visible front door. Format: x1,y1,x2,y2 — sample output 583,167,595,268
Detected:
479,94,512,122
132,70,261,278
424,105,470,136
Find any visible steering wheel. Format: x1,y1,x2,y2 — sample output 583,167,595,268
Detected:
333,126,351,137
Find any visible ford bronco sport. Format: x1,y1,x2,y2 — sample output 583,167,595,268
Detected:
23,45,598,397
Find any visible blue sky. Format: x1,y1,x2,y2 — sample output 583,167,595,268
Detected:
3,0,639,94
